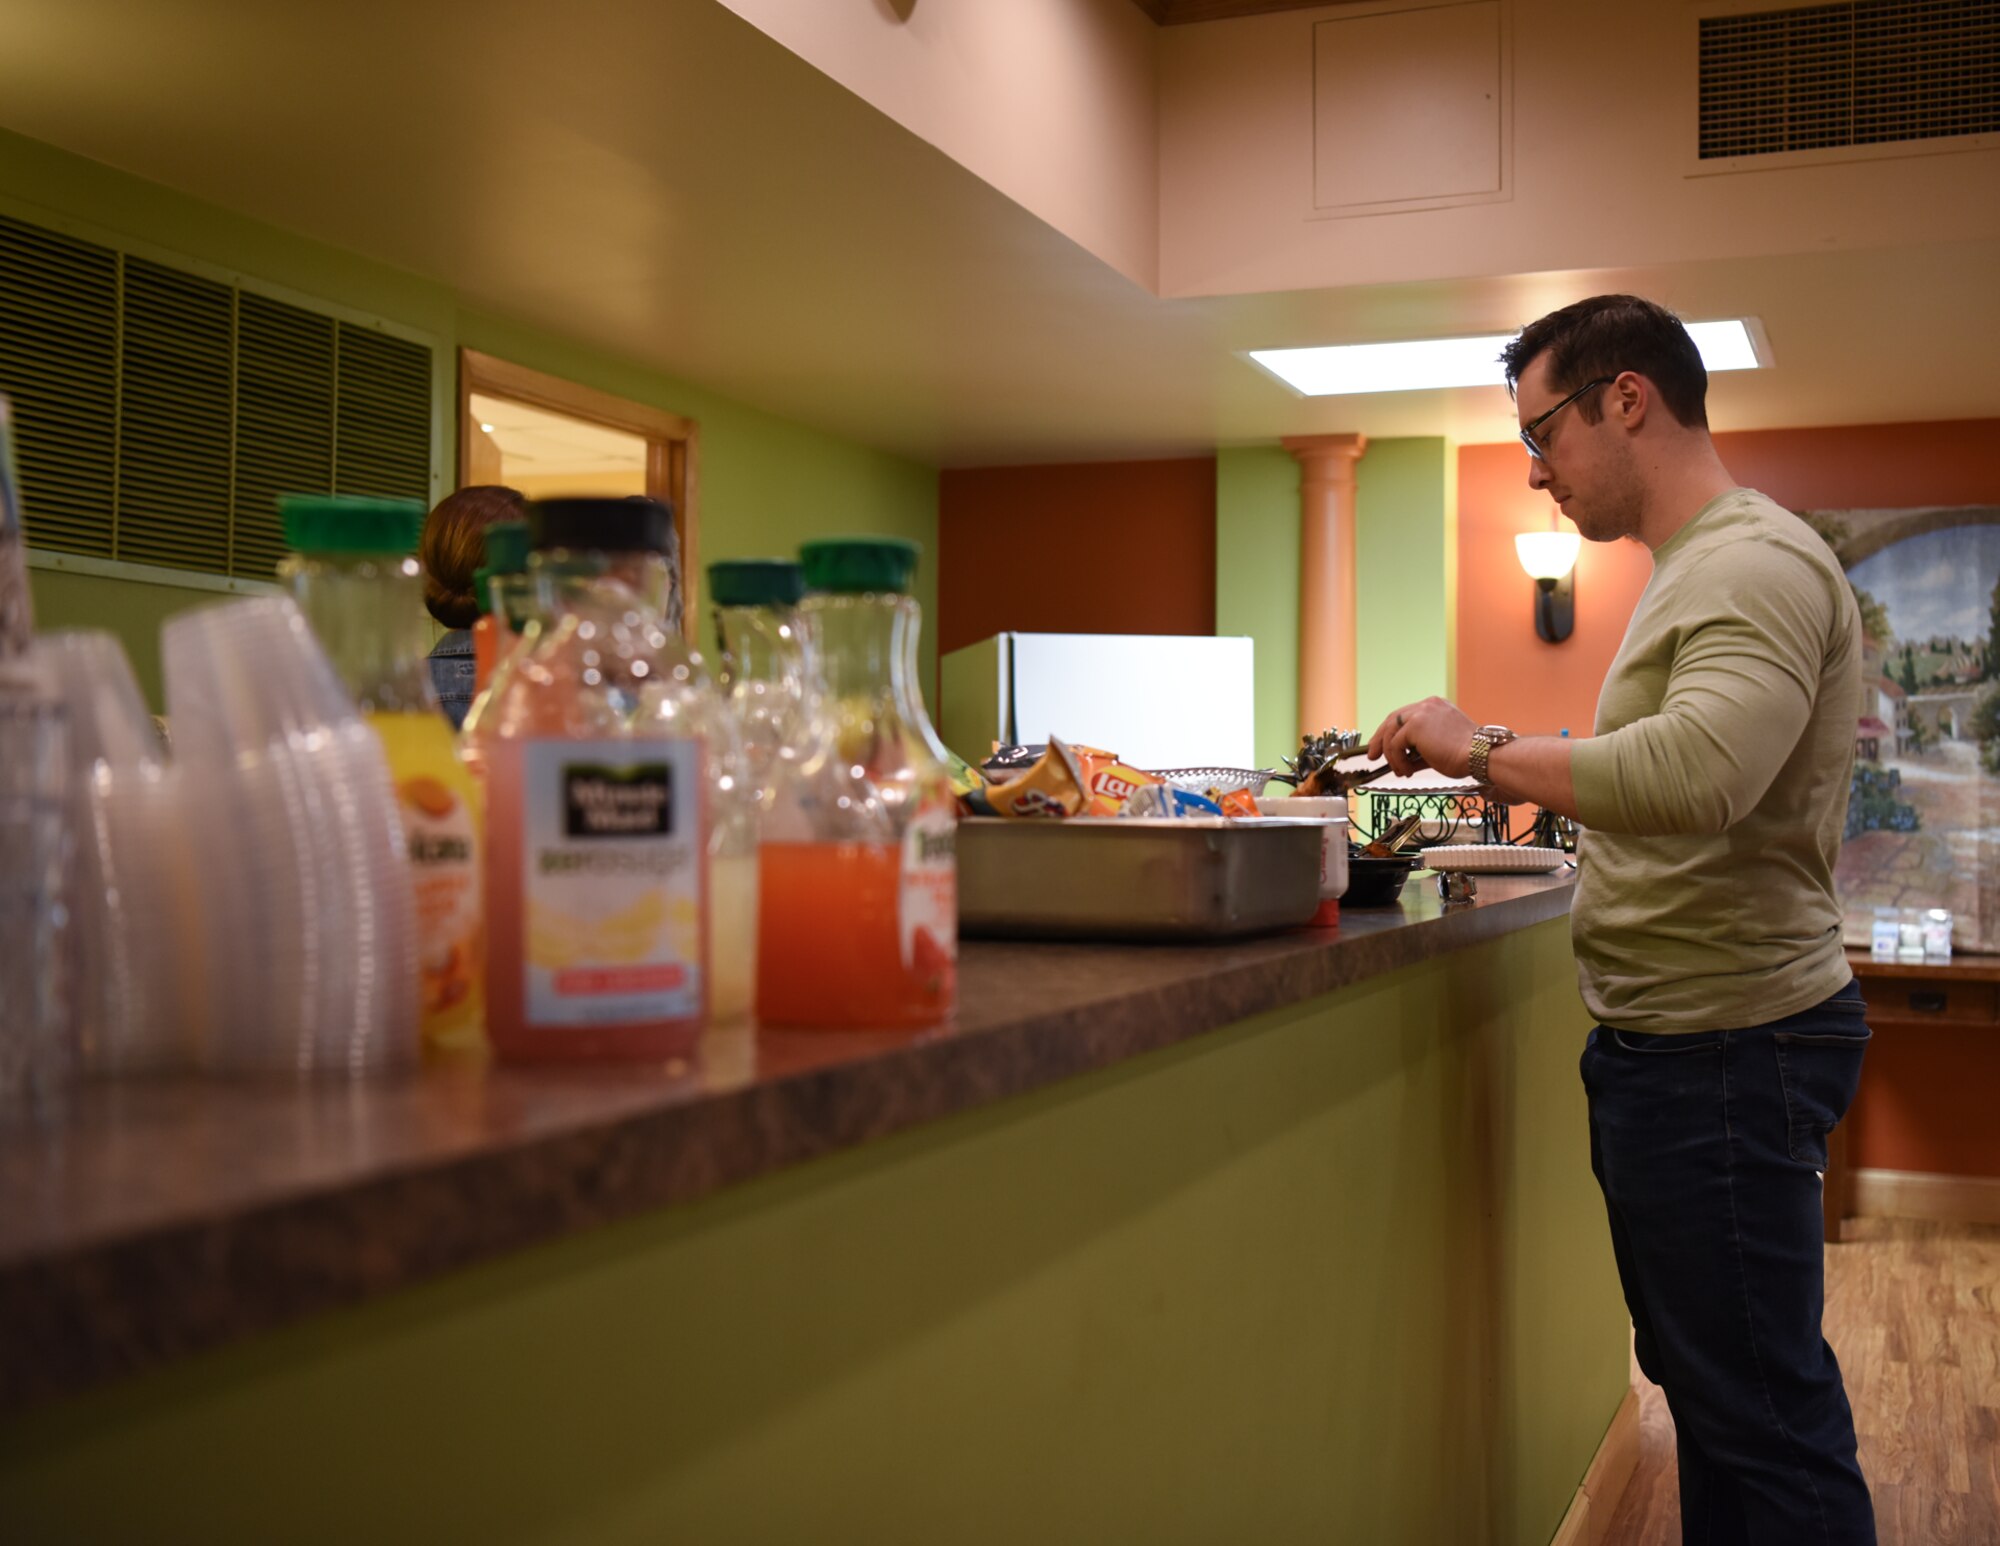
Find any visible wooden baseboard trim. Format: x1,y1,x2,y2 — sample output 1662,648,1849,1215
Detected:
1549,1385,1640,1546
1852,1167,2000,1226
1550,1491,1591,1546
1585,1386,1642,1545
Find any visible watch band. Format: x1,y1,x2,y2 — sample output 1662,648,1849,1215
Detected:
1469,724,1517,786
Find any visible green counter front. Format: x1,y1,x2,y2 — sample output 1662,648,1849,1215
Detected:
0,892,1627,1544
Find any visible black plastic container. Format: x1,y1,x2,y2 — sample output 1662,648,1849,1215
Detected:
1343,854,1420,907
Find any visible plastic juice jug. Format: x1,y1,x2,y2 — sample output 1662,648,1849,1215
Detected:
279,494,485,1055
705,560,816,1022
711,559,814,803
479,497,708,1061
472,519,532,696
756,538,956,1029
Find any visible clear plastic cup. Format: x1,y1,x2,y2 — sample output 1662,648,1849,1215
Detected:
0,693,75,1116
164,597,418,1076
38,631,162,770
39,631,196,1073
164,598,354,759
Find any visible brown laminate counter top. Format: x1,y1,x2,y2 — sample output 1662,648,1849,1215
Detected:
0,872,1574,1416
1845,944,2000,983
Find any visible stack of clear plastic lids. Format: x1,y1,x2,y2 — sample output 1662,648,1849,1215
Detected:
163,597,418,1075
38,631,199,1074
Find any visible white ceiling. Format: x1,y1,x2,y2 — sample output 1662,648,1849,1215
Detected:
1,0,1997,467
469,393,648,477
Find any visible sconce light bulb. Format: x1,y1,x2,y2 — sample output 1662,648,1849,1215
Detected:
1516,531,1581,581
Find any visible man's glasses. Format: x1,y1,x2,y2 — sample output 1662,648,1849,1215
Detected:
1519,377,1612,462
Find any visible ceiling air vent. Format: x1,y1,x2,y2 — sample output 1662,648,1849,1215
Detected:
1699,0,2000,159
0,211,434,580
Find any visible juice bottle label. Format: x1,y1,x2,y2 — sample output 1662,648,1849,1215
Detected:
521,736,703,1026
900,799,958,987
370,711,484,1049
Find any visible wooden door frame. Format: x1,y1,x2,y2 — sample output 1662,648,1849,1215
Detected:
456,348,702,632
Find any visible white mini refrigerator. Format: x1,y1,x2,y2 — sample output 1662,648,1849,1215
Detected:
938,632,1256,771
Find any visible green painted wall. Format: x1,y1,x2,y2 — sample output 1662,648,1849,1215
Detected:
27,566,268,711
456,311,938,673
1217,438,1457,771
0,917,1627,1545
2,128,939,711
1215,446,1301,772
0,131,461,354
1356,436,1456,732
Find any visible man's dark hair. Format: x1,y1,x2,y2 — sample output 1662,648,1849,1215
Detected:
1499,294,1709,430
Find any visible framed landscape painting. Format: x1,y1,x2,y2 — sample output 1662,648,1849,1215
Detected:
1805,505,2000,954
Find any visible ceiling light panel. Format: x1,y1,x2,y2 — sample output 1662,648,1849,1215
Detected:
1249,318,1766,397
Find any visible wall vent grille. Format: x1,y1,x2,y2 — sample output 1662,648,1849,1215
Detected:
1700,0,2000,158
0,211,432,580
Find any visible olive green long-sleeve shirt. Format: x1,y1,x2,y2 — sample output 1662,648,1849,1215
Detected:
1568,488,1862,1034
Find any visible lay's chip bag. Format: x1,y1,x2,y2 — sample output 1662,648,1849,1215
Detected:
1075,748,1162,817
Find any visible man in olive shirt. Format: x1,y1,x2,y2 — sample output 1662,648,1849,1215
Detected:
1372,295,1874,1544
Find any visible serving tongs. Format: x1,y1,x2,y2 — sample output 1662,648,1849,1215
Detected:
1361,812,1427,858
1153,729,1393,800
1284,727,1400,798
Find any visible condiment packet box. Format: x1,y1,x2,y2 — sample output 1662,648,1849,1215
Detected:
1870,908,1900,960
1888,905,1953,963
1920,907,1954,962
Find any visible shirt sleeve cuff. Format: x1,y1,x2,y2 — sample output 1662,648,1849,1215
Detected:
1567,735,1622,830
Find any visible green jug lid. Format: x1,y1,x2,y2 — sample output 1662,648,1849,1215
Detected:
472,521,533,618
709,559,805,608
799,537,921,596
481,520,531,576
279,493,425,555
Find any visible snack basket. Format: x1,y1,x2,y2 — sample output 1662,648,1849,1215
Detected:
1151,766,1298,797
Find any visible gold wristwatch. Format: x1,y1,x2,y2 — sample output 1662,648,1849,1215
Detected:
1468,724,1517,788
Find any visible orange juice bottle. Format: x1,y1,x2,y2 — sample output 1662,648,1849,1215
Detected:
756,538,955,1029
480,497,708,1062
278,494,485,1055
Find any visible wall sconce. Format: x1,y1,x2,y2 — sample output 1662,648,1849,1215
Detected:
1515,530,1580,643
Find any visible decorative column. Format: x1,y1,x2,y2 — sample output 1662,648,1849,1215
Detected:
1282,433,1367,737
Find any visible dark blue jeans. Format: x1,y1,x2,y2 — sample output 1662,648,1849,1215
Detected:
1582,981,1876,1546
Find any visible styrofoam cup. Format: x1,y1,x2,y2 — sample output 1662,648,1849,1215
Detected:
1255,795,1350,902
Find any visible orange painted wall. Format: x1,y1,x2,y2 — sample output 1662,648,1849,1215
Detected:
1454,419,2000,737
1454,443,1653,738
1459,418,2000,1178
936,458,1217,657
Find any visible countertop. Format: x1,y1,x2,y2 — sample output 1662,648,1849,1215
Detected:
0,871,1574,1416
1845,944,2000,982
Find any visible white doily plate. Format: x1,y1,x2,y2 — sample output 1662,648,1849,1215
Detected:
1418,844,1569,874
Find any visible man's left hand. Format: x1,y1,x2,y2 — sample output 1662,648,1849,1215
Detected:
1368,697,1476,779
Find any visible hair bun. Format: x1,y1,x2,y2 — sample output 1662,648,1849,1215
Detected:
421,484,526,630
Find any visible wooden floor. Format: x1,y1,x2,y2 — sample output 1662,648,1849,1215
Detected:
1599,1218,2000,1546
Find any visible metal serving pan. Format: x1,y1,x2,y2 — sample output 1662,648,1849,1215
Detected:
956,816,1322,941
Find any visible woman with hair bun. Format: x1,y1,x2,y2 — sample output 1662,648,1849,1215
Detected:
421,484,526,728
